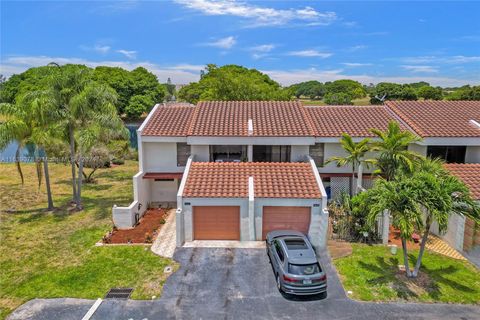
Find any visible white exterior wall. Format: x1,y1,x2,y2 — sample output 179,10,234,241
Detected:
318,143,376,174
143,142,184,172
291,145,309,162
431,214,466,251
408,143,427,157
112,171,149,229
466,146,480,163
191,145,210,162
180,198,250,241
150,179,178,202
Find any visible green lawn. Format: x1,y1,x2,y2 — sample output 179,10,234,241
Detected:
0,161,177,319
334,244,480,304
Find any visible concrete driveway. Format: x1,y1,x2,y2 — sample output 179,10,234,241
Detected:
9,247,480,320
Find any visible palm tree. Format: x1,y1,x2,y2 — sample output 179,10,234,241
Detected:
409,158,479,277
365,160,479,278
0,97,55,210
41,65,126,210
370,121,421,181
326,133,373,196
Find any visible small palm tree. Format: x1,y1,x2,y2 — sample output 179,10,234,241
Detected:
326,133,373,196
365,159,479,278
370,121,421,181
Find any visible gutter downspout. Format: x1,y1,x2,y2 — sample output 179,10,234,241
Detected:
248,176,255,240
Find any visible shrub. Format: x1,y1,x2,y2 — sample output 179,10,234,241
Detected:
324,92,352,105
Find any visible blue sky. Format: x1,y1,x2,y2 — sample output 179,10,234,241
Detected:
1,0,479,86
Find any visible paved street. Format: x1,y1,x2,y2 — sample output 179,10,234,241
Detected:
9,248,480,320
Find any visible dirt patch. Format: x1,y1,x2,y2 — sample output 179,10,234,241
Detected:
105,209,168,244
393,269,435,297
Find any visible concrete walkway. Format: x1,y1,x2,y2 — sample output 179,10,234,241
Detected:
426,234,467,260
151,209,176,258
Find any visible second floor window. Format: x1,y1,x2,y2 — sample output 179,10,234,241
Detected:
427,146,466,163
253,145,290,162
309,143,325,166
177,143,191,166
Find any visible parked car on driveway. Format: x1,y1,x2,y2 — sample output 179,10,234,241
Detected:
266,230,327,295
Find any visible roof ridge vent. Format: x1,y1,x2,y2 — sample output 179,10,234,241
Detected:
469,119,480,129
248,119,254,135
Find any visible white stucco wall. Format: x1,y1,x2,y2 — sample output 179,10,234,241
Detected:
431,214,466,251
291,145,309,162
150,179,178,202
180,198,250,241
143,142,185,172
191,145,210,162
408,143,427,157
466,146,480,163
318,143,376,174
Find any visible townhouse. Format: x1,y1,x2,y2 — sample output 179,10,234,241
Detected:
112,100,480,250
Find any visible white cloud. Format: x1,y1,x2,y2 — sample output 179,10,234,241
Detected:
250,44,275,53
402,65,438,73
342,62,373,67
175,0,336,27
203,36,236,49
0,55,202,84
402,55,480,64
80,44,111,54
346,45,367,52
287,50,332,58
249,44,276,59
116,49,137,59
262,68,478,87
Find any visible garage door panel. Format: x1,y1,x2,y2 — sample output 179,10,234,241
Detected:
193,206,240,240
262,206,310,239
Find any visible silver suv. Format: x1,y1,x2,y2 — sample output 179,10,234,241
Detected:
266,230,327,295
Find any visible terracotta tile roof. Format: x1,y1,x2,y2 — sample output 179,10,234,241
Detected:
183,162,321,199
385,101,480,137
444,163,480,200
189,101,314,136
142,103,195,136
305,105,406,137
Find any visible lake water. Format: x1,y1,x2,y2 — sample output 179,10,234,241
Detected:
0,123,140,162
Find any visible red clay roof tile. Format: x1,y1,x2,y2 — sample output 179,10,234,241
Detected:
305,105,405,137
385,101,480,137
142,103,195,136
445,163,480,200
189,101,314,136
182,162,321,199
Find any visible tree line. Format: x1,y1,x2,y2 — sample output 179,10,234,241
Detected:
1,65,172,119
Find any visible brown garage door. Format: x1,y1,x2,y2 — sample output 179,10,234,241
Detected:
262,206,311,239
193,206,240,240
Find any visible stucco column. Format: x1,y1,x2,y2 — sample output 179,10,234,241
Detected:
247,145,253,162
248,176,255,240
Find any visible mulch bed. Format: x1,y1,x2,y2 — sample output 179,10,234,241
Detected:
105,208,168,244
388,225,420,250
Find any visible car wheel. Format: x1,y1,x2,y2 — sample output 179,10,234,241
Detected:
276,275,283,292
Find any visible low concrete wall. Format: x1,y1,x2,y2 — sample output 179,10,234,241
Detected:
112,171,149,229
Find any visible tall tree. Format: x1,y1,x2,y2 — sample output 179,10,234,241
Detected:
42,64,126,210
369,121,421,181
326,133,373,196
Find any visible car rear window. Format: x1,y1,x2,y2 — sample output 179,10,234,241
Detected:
284,239,308,250
288,263,321,275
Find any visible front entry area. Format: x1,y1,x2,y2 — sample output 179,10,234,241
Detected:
262,206,311,239
193,206,240,240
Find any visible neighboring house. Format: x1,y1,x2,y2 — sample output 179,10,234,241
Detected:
112,100,480,249
441,164,480,252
